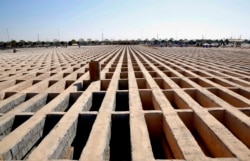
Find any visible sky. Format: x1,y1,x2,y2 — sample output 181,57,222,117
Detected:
0,0,250,41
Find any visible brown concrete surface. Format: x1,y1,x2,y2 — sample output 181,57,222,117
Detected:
0,46,249,161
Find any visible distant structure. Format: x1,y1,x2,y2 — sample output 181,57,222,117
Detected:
228,38,243,47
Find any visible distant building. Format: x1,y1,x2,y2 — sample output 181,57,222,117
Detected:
241,43,250,48
228,39,243,47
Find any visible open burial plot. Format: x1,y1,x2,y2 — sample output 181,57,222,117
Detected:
0,46,249,161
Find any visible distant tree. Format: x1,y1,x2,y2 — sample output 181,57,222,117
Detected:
136,39,141,44
206,39,212,44
3,42,7,48
214,39,219,43
225,39,229,44
78,38,84,45
168,38,174,43
41,41,45,46
219,39,224,45
151,38,159,45
71,39,76,44
32,42,37,47
93,40,100,45
178,39,184,46
27,41,33,46
103,39,110,45
86,38,92,45
18,40,26,47
10,40,17,47
195,39,202,47
36,41,41,46
243,39,248,43
188,40,195,45
173,40,179,45
0,41,3,48
68,41,72,46
161,39,166,43
143,39,149,44
53,39,59,46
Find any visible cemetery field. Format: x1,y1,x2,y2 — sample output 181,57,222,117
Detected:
0,45,250,161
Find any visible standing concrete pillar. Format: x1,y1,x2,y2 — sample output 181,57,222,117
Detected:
89,60,100,81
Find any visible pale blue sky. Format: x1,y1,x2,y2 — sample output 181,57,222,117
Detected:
0,0,250,41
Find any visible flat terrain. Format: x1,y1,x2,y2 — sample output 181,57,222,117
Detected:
0,46,249,161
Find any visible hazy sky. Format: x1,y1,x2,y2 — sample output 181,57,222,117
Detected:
0,0,250,41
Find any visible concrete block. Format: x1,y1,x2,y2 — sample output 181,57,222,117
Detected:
89,61,100,81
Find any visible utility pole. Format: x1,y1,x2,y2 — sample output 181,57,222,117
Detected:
57,29,60,41
101,29,104,41
157,33,158,40
141,29,143,40
6,29,10,42
202,34,205,46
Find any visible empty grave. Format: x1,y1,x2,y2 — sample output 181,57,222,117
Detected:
149,71,161,78
101,79,111,91
154,78,172,89
89,92,106,111
115,91,129,111
105,72,114,79
239,109,250,117
178,111,234,158
109,114,131,161
207,88,249,107
65,80,75,89
0,93,38,113
62,92,82,112
134,71,144,78
184,89,220,108
139,90,161,110
171,78,194,88
70,114,96,159
162,90,190,109
24,113,64,159
209,109,250,148
189,77,214,88
207,77,234,87
11,113,33,132
144,113,178,159
120,72,128,79
118,79,129,90
191,71,211,77
178,70,195,77
77,80,91,91
228,88,250,99
1,92,17,100
136,78,150,89
225,77,250,87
